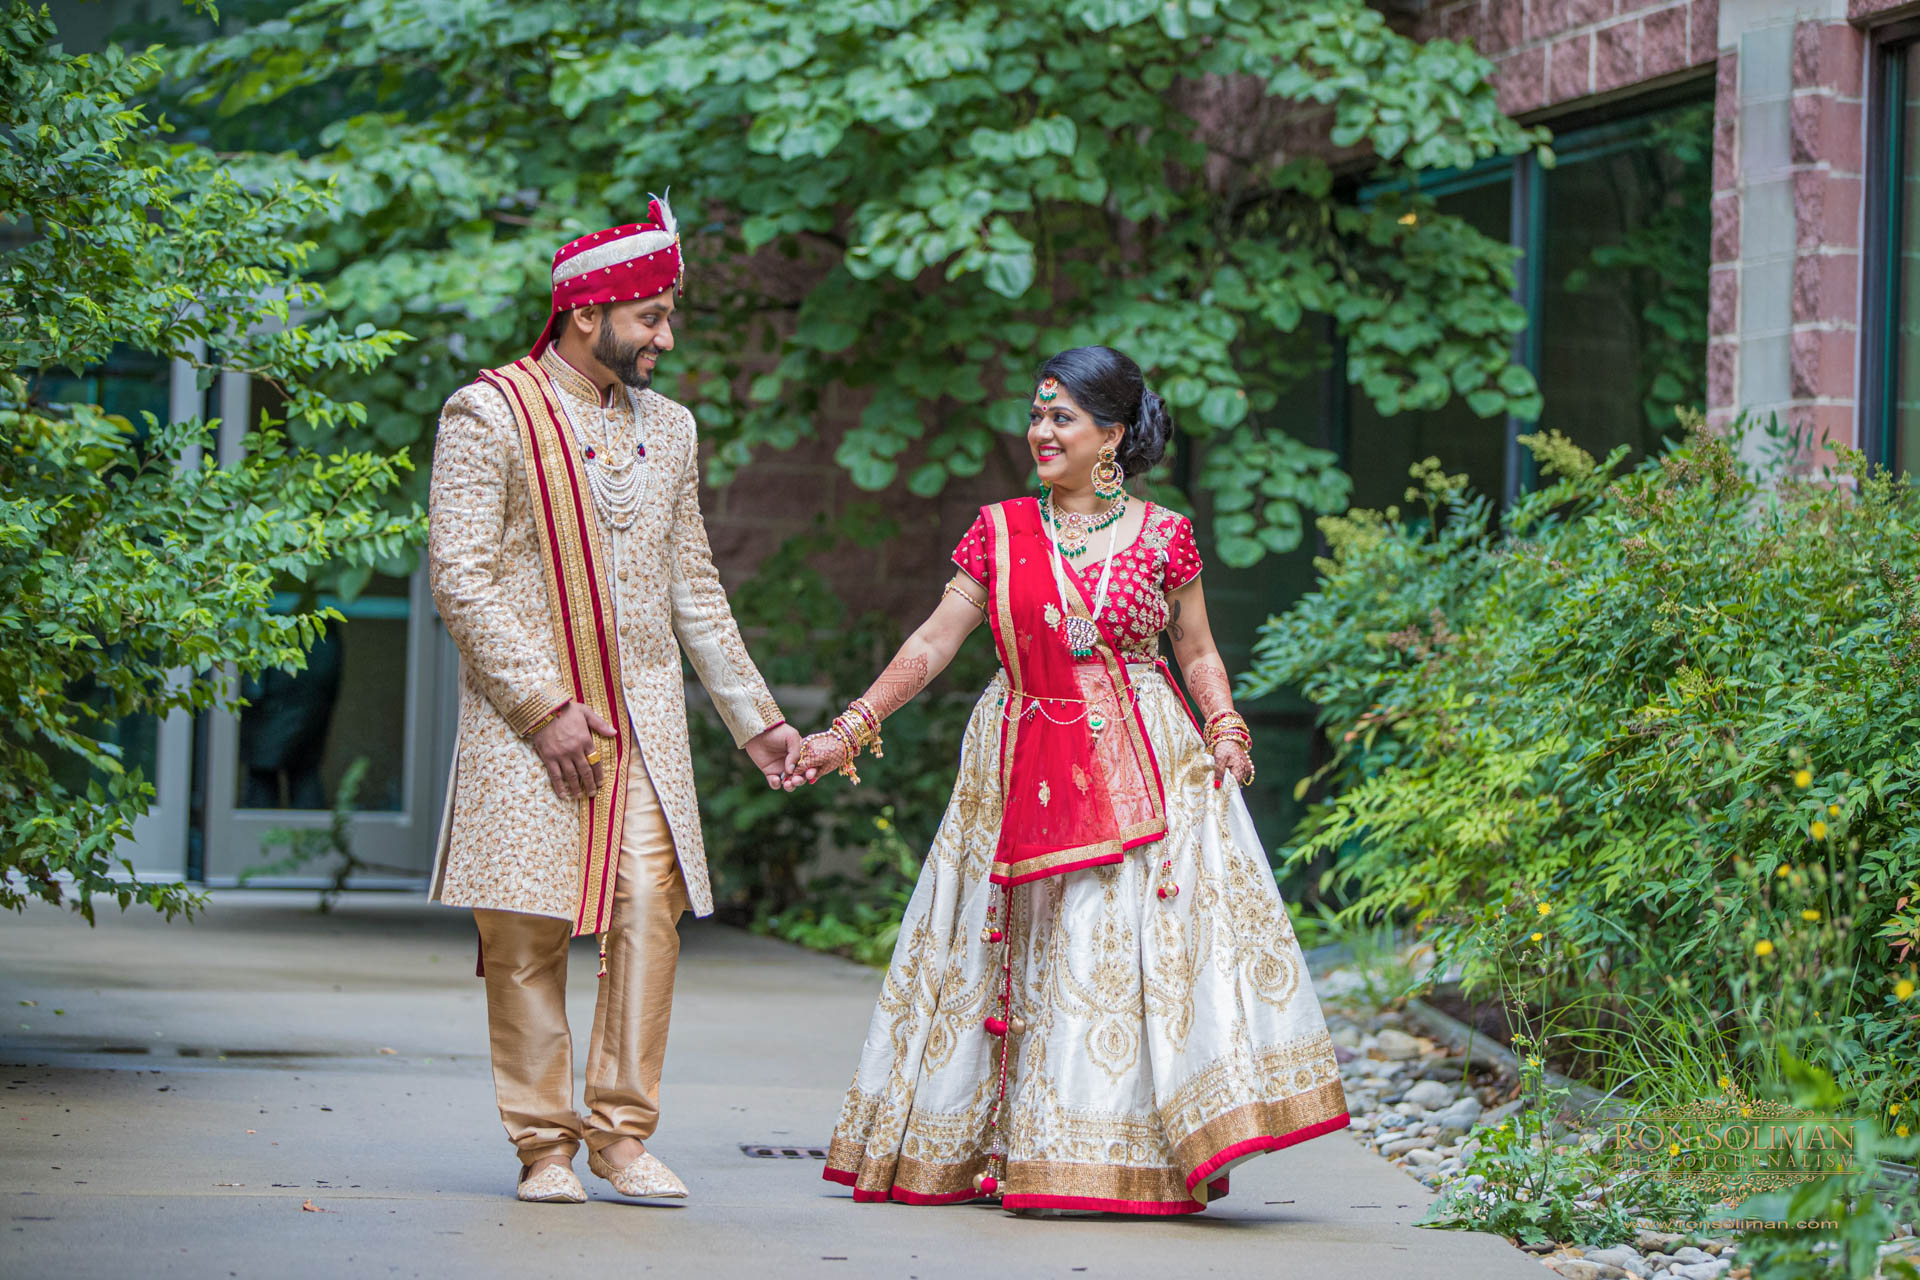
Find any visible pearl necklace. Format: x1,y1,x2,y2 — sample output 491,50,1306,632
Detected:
553,386,646,529
1045,491,1121,661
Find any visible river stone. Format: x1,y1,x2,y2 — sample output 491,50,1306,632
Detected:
1372,1027,1424,1059
1667,1261,1729,1280
1669,1247,1714,1265
1434,1097,1483,1136
1546,1259,1630,1280
1403,1079,1455,1109
1479,1098,1526,1127
1379,1135,1429,1157
1581,1246,1651,1278
1635,1231,1685,1252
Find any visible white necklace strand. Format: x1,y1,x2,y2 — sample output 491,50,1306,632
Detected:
553,386,645,529
1046,491,1121,660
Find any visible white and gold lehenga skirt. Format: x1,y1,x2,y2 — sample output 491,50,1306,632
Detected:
823,664,1349,1215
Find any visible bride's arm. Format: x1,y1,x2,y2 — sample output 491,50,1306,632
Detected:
1164,576,1254,786
784,570,988,787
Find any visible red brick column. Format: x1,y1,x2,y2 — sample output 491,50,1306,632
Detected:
1787,19,1867,451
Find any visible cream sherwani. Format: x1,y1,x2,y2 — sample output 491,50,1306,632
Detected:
426,347,781,1164
427,348,781,921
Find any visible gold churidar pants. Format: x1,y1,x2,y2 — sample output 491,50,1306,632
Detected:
473,751,688,1165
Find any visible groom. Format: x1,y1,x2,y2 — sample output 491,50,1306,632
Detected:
427,194,806,1203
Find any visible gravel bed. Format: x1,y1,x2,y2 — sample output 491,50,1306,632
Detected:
1321,994,1919,1280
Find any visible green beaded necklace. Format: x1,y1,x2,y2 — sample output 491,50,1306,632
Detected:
1038,486,1127,558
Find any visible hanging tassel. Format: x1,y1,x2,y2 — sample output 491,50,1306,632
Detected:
597,931,609,979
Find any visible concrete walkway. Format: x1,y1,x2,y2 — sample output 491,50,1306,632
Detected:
0,893,1545,1279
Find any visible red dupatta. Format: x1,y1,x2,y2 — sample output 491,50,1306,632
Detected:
982,498,1167,886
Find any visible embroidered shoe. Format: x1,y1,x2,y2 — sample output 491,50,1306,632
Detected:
587,1147,689,1199
515,1162,586,1204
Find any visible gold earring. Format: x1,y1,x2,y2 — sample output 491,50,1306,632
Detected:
1093,442,1125,502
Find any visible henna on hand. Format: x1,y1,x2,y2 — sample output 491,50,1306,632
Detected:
797,731,847,774
784,731,848,789
861,651,932,722
1212,741,1252,786
1185,657,1234,723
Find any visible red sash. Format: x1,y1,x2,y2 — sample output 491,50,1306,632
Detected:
476,357,634,938
983,498,1166,885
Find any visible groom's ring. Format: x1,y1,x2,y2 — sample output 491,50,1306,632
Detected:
585,749,601,764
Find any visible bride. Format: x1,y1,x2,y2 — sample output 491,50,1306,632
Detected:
791,345,1349,1215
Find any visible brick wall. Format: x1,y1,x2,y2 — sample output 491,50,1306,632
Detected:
699,421,1032,626
1412,0,1720,115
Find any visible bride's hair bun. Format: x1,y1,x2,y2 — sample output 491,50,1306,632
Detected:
1033,346,1175,478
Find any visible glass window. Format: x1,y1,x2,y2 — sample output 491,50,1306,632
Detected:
1346,171,1515,512
1871,37,1920,475
235,575,412,812
1537,102,1712,468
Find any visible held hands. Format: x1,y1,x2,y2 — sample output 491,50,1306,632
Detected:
744,723,811,790
782,731,847,791
531,702,616,800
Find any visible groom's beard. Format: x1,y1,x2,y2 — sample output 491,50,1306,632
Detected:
593,325,656,389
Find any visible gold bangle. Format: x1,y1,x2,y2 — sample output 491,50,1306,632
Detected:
828,721,862,785
846,698,885,758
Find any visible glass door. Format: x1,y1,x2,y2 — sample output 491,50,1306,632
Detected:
197,381,454,887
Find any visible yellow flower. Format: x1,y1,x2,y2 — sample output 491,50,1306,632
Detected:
1741,1106,1752,1118
875,816,892,831
1669,1142,1681,1156
1794,769,1812,788
1892,1103,1905,1116
1897,979,1916,1002
1801,909,1820,922
1526,1054,1542,1070
1756,940,1775,957
1718,1075,1732,1091
1537,902,1553,917
1901,1125,1912,1138
1776,864,1791,878
1810,820,1828,840
1827,803,1840,818
1530,931,1544,942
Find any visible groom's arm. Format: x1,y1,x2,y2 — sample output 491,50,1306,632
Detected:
428,385,573,736
665,410,785,747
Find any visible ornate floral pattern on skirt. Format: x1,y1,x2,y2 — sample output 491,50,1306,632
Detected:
824,666,1349,1213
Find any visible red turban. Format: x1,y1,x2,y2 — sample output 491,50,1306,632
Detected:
530,193,684,359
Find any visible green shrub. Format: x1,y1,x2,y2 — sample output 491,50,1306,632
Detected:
1,7,417,921
1241,417,1920,1113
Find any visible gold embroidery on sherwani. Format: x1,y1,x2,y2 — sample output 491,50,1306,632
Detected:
824,668,1349,1207
427,354,783,923
481,357,633,937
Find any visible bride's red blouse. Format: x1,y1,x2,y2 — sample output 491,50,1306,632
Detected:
950,500,1204,661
